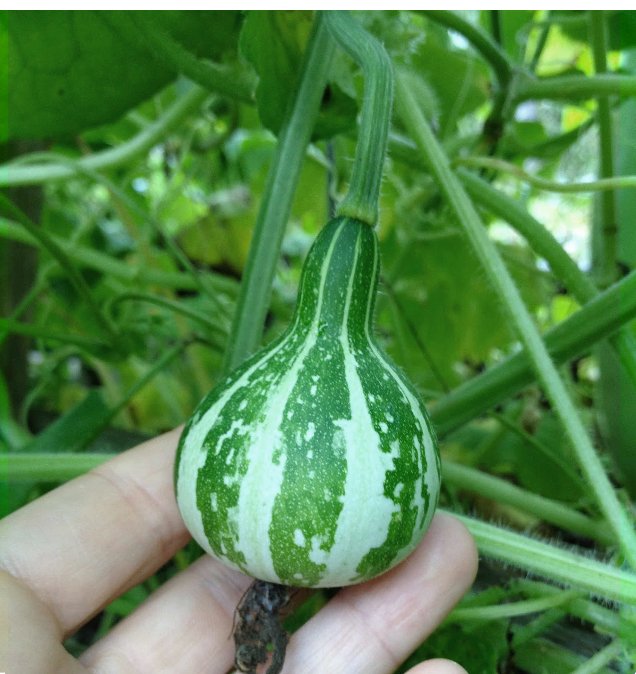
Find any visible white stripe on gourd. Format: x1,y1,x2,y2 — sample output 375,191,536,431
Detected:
175,216,441,587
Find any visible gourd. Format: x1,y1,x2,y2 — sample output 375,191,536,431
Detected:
174,215,441,588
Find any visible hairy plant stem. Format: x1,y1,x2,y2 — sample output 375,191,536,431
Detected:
396,72,636,568
324,11,393,226
223,13,335,373
0,85,208,187
442,461,612,545
5,450,633,604
448,510,636,605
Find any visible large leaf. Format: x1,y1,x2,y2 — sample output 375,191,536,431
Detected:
3,10,242,141
239,10,314,135
378,224,549,388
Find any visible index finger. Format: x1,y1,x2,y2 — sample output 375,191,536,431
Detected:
0,428,190,634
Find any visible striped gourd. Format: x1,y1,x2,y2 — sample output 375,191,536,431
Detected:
175,216,440,588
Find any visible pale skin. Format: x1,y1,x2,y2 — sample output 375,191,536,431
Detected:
0,428,478,674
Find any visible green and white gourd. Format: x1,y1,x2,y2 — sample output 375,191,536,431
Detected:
175,216,441,588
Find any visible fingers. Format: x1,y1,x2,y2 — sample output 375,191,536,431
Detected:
80,554,251,674
408,659,469,674
281,513,478,673
0,570,88,674
0,428,189,634
80,513,476,674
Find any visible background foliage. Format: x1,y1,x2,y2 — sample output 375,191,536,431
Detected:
1,10,636,672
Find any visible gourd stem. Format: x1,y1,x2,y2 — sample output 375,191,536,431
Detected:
222,14,336,372
324,12,393,226
396,71,636,569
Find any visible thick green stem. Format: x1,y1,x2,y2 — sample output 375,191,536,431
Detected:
396,73,636,568
1,453,111,481
431,270,636,435
590,11,618,289
223,14,335,372
324,11,393,226
449,510,636,605
513,72,636,103
0,85,208,187
458,169,598,299
443,460,613,545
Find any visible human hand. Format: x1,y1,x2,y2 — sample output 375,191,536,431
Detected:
1,429,478,674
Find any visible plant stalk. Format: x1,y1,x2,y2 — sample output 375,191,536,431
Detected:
223,13,336,372
324,11,393,226
449,510,636,605
0,85,208,187
443,460,613,545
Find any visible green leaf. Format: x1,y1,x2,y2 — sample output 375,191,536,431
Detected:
4,10,242,141
379,227,549,388
239,10,314,135
398,621,509,673
410,31,490,131
239,10,356,139
23,390,112,454
495,10,535,62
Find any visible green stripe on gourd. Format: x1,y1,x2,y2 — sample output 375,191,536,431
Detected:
175,216,441,588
